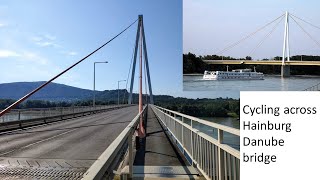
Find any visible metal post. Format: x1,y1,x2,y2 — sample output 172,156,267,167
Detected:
93,61,108,107
93,62,96,107
128,131,133,178
218,129,224,180
118,80,126,105
182,117,184,149
191,119,194,165
18,110,21,121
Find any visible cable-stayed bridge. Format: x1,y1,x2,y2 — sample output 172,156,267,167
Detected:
204,11,320,77
0,15,239,180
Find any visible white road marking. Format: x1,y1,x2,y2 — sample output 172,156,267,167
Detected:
0,128,78,156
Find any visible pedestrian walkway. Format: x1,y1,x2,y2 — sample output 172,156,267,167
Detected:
121,106,200,179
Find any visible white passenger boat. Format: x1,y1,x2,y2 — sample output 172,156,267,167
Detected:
203,69,264,80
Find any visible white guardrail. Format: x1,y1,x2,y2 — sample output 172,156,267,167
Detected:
82,105,147,180
151,105,240,180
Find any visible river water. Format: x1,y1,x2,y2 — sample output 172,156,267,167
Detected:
185,75,320,149
195,117,240,150
183,75,320,98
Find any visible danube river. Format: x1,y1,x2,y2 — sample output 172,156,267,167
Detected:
183,75,320,98
195,117,240,150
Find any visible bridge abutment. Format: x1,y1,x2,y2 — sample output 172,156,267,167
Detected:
281,65,290,77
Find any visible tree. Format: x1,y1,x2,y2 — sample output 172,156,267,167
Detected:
245,56,252,60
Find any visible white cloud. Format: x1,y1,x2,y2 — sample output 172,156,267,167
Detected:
44,34,56,41
59,50,78,56
30,33,75,56
0,50,20,58
22,51,48,65
31,34,60,48
36,41,53,47
31,36,43,42
0,23,6,27
0,49,48,65
67,51,77,56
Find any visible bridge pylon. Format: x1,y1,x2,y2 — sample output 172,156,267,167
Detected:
281,11,291,77
128,15,154,104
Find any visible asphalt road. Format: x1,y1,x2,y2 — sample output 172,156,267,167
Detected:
0,105,138,160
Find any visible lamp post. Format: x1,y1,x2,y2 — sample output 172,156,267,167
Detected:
93,61,108,107
118,80,126,105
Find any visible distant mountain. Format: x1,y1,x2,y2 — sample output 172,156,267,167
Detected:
0,81,157,103
0,82,240,117
0,81,97,101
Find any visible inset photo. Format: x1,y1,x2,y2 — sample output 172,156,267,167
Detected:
183,0,320,93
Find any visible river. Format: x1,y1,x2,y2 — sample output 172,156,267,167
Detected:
183,75,320,98
195,117,240,150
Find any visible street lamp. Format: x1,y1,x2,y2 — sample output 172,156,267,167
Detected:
93,61,108,107
118,80,126,105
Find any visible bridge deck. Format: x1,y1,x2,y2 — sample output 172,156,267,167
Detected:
134,107,188,166
0,106,138,179
202,60,320,66
129,107,199,179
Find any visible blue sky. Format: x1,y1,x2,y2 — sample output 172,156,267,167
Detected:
184,0,320,59
0,0,190,97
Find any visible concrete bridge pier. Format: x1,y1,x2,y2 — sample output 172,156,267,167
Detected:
281,65,290,77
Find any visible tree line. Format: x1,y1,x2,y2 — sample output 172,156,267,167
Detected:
184,52,320,75
0,96,240,118
154,97,239,117
0,99,116,110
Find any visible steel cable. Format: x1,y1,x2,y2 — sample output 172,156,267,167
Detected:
290,15,320,49
0,19,138,117
290,13,320,31
250,15,284,57
216,13,285,55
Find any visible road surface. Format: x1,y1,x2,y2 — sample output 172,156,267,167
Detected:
0,105,138,179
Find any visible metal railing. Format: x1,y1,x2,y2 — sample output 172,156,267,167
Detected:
1,105,120,123
304,82,320,91
151,105,240,180
82,105,147,180
0,105,133,132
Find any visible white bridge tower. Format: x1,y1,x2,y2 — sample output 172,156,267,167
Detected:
281,11,291,77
